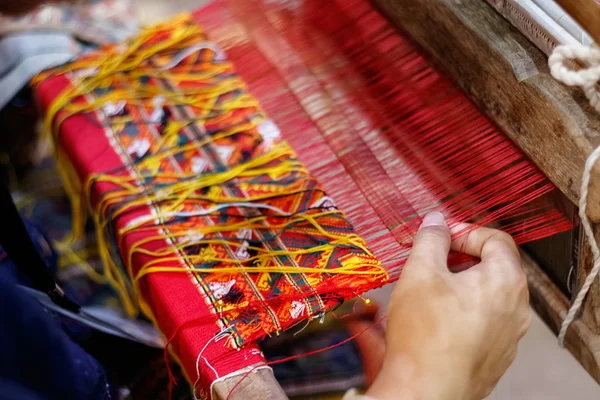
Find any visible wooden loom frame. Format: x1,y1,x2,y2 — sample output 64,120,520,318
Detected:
195,0,600,397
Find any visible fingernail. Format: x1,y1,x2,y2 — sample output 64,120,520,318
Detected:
421,212,446,228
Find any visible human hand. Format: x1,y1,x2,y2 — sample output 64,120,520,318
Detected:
367,212,531,400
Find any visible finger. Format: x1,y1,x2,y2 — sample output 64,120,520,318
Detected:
406,212,452,272
450,223,520,264
448,259,478,273
519,307,532,339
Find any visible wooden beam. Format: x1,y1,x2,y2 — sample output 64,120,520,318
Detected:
555,0,600,43
212,364,288,400
373,0,600,222
522,251,600,385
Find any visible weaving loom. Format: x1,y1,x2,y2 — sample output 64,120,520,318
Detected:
31,0,599,398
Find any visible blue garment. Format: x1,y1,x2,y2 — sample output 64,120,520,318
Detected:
0,215,110,400
0,217,57,284
0,380,45,400
0,273,110,400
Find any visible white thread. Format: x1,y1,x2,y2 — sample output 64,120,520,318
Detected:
311,195,337,211
192,330,231,400
293,318,311,337
123,202,294,230
158,42,226,70
550,44,600,345
203,356,219,378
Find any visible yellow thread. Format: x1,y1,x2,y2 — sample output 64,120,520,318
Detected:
55,244,107,285
34,13,387,320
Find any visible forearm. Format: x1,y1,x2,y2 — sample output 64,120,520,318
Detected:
365,355,470,400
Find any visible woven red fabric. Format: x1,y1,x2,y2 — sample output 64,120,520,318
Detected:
36,74,267,393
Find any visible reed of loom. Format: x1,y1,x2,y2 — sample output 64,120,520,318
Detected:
373,0,600,385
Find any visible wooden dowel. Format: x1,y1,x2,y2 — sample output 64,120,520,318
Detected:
212,364,288,400
521,250,600,385
555,0,600,43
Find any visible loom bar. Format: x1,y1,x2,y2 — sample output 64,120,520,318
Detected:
555,0,600,43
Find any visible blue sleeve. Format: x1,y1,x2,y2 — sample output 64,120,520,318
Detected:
0,276,109,400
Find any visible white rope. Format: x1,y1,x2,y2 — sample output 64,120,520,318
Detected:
548,44,600,345
192,330,231,400
548,44,600,113
559,146,600,345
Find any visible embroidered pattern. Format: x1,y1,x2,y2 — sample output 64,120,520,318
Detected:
35,15,387,350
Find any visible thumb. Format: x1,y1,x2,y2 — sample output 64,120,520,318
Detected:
406,212,452,273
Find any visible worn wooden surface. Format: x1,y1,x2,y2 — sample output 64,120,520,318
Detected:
523,251,600,385
373,0,600,222
212,365,288,400
521,192,579,296
555,0,600,43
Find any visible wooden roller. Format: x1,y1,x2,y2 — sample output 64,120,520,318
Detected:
555,0,600,43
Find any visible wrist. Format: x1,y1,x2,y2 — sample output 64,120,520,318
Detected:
366,354,470,400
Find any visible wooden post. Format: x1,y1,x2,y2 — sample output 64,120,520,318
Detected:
523,251,600,384
211,364,288,400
